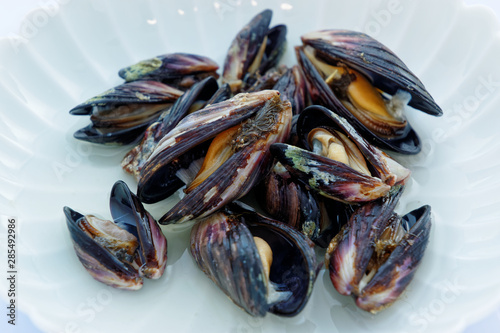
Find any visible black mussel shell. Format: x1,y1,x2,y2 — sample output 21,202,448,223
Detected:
118,52,219,86
190,202,319,317
296,47,421,154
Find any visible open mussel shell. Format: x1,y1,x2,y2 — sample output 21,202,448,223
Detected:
118,52,219,88
109,181,167,279
137,90,289,208
157,91,292,224
222,9,287,93
222,9,272,91
301,30,442,116
70,81,183,145
257,24,287,75
190,202,319,317
64,181,167,289
271,143,391,203
64,206,143,290
326,187,432,313
270,105,410,203
121,77,220,179
69,81,183,116
297,30,442,154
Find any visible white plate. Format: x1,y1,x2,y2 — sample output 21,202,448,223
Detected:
1,0,500,332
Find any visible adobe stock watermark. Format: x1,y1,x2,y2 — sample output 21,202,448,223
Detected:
213,0,243,20
402,74,500,167
354,0,404,37
8,0,71,53
52,142,93,183
407,277,466,332
60,287,119,333
236,316,264,333
432,75,500,144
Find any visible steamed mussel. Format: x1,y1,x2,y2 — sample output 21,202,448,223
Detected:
70,53,220,145
222,9,287,93
259,160,355,248
121,77,225,180
271,105,410,203
64,181,167,290
118,52,219,88
326,187,432,313
296,30,442,154
190,202,319,317
138,90,292,224
70,81,183,145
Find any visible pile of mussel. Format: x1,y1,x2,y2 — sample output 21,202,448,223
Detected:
64,9,437,316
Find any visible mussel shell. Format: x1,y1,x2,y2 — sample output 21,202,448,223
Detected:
154,76,219,137
137,140,211,204
70,81,183,145
121,77,221,178
74,121,154,145
118,52,219,84
301,30,442,116
64,206,143,290
296,46,421,154
222,9,272,90
190,202,319,317
258,24,287,75
259,161,322,244
326,186,404,296
272,65,307,115
137,90,281,204
259,159,355,248
69,81,183,116
270,143,392,203
158,93,292,224
297,105,411,185
109,181,167,279
64,180,167,288
355,205,431,313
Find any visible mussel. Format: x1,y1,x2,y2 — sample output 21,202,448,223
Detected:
222,9,287,93
118,52,219,89
190,202,319,317
121,77,223,180
70,81,183,145
296,30,442,154
64,181,167,290
259,160,354,248
142,90,292,224
326,187,432,313
272,65,307,115
271,105,410,203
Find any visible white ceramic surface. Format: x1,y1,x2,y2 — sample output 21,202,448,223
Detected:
1,0,500,332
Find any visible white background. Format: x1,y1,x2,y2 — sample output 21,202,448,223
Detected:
0,0,499,332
